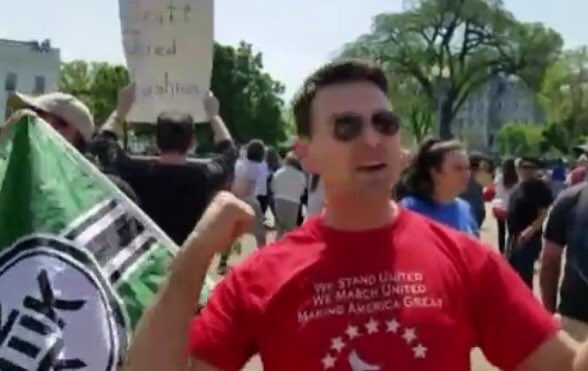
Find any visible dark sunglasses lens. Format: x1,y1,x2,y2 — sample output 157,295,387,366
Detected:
334,115,363,142
372,111,400,136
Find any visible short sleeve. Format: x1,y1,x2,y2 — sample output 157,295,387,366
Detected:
469,246,559,370
543,188,579,247
188,270,258,370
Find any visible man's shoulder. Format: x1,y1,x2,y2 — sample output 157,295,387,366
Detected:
226,220,324,297
559,182,585,200
551,182,585,213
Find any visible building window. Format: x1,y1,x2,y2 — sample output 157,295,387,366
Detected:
34,76,46,94
4,72,17,92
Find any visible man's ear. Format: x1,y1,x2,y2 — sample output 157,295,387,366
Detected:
294,136,318,174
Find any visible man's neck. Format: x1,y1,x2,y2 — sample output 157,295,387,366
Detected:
323,193,397,231
158,152,187,165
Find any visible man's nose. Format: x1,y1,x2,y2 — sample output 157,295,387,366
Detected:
360,123,383,147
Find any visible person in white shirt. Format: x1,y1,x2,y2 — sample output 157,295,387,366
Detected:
233,140,267,247
271,152,307,237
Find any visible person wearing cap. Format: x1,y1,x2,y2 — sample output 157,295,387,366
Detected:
506,156,554,289
7,89,138,201
8,91,96,151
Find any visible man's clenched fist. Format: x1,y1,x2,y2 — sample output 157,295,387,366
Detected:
187,191,255,257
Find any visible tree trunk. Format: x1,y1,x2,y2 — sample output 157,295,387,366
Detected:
438,101,454,140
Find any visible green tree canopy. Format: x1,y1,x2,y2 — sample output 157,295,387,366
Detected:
537,46,588,152
340,0,563,139
210,42,287,146
59,61,130,125
495,121,544,156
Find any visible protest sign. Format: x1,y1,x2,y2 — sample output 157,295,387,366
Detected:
0,113,213,370
119,0,214,123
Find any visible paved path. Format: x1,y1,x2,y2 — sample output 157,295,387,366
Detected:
208,207,503,370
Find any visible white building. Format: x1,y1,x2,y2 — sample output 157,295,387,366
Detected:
453,74,544,151
0,39,60,121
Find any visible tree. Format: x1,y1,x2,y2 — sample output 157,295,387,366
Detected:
495,121,543,156
389,76,436,143
60,61,130,125
340,0,563,139
210,42,287,146
538,46,588,152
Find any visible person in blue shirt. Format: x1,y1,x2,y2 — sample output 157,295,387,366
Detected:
399,137,479,236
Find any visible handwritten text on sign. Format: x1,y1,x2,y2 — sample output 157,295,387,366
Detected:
119,0,214,123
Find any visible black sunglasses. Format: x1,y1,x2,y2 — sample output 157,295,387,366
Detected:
332,111,401,142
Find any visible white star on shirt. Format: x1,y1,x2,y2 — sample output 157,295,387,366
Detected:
393,300,401,309
331,337,345,353
365,318,379,334
386,319,400,333
402,328,417,344
346,325,360,339
413,343,428,359
322,353,336,369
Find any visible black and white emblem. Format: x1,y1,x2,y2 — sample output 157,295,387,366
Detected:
0,236,127,371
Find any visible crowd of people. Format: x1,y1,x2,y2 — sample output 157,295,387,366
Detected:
6,59,588,370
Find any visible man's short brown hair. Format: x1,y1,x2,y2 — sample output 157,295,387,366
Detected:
155,111,194,154
291,59,388,138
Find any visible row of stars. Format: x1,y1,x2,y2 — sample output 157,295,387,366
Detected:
342,318,417,344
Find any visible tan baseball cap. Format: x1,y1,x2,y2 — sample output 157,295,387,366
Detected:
8,92,95,143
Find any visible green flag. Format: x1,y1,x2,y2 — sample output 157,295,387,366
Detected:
0,113,213,370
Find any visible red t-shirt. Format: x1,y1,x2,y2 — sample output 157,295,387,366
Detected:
189,210,558,371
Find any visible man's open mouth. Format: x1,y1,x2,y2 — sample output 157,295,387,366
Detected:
357,163,387,172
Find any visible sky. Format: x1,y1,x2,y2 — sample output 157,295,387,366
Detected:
2,0,588,99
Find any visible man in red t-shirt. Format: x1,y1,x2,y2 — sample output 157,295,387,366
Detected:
125,60,581,371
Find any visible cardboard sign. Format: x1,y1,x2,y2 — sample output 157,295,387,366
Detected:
119,0,214,123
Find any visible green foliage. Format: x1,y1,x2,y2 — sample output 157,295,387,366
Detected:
537,46,588,153
60,42,288,148
59,61,130,125
210,42,287,146
496,121,544,156
340,0,563,139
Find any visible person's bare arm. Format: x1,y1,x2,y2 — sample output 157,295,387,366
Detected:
574,338,588,370
203,92,232,144
123,192,254,371
101,84,136,135
539,240,564,313
515,331,577,371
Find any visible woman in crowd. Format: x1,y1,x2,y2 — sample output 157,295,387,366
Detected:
271,152,307,237
492,157,518,254
400,138,479,236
